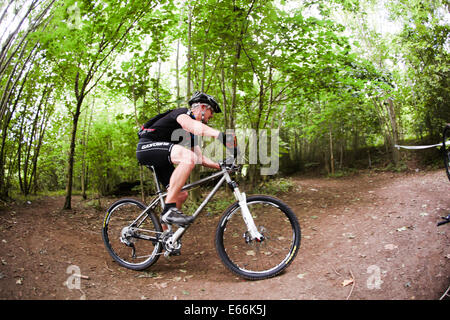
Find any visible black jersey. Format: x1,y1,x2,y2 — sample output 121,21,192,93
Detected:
140,108,198,148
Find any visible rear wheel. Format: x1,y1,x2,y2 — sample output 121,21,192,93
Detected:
102,199,163,270
215,195,301,280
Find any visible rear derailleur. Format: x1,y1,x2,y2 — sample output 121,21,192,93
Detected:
120,226,137,258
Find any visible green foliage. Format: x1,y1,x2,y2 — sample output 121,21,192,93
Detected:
0,0,448,200
253,177,295,195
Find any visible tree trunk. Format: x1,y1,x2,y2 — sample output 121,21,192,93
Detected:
31,97,51,195
386,98,399,165
81,97,94,200
230,41,241,130
218,61,228,130
63,98,83,210
329,127,334,175
155,60,162,113
186,5,192,98
176,39,181,107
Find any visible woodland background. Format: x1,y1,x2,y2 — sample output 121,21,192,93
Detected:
0,0,448,209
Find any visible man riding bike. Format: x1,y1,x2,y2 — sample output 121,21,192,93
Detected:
136,91,233,227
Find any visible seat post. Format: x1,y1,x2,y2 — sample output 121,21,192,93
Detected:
149,166,162,194
148,165,166,209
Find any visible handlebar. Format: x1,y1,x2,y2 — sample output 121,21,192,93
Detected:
219,155,241,173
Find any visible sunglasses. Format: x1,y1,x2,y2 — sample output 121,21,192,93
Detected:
200,104,214,114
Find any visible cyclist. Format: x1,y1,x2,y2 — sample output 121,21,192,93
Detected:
136,91,233,227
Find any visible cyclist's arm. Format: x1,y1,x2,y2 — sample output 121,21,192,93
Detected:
177,114,220,138
193,145,220,170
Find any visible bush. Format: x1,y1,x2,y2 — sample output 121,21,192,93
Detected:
253,177,294,195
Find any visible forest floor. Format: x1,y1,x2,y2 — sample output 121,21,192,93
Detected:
0,169,449,300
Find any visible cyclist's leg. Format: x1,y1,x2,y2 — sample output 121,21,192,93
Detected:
159,145,200,226
172,189,189,209
165,144,200,204
136,141,177,229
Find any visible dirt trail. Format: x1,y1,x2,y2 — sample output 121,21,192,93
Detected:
0,170,449,300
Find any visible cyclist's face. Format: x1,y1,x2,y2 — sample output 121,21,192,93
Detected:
203,107,214,123
195,104,213,123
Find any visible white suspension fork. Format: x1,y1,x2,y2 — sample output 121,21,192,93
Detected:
226,173,263,241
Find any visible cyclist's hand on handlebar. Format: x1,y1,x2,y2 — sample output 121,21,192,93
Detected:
219,157,233,169
219,157,242,173
217,131,237,149
219,157,234,169
217,131,240,159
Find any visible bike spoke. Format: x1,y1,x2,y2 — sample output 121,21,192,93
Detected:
102,200,162,269
219,200,299,277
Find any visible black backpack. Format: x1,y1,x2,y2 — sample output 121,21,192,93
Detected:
137,109,173,139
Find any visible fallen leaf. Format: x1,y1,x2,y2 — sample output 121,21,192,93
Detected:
343,233,356,239
136,271,159,278
384,244,398,250
342,279,354,287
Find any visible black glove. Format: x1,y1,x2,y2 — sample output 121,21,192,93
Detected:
217,131,237,149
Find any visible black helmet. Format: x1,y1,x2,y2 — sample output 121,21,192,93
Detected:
188,91,221,113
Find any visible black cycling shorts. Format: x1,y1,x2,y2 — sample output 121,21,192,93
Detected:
136,140,175,188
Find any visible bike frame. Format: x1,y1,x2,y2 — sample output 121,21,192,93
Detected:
129,165,263,249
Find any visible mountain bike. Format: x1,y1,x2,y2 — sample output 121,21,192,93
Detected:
101,154,301,280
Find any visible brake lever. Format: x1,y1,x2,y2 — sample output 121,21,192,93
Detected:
220,157,241,173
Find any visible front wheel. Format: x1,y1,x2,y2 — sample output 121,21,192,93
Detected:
215,195,301,280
